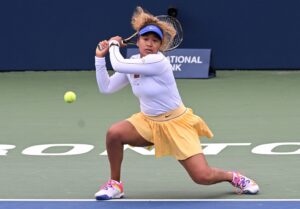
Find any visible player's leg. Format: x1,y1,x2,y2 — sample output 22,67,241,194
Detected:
95,120,153,200
179,153,259,194
179,153,232,185
106,120,153,181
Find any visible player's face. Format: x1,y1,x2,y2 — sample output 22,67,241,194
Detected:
137,33,162,57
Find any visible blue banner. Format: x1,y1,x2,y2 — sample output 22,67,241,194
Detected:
126,48,213,78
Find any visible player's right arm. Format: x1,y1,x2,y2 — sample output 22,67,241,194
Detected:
95,40,129,94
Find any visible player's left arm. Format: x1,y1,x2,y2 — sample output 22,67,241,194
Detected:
108,40,168,76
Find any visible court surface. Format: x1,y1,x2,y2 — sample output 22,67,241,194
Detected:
0,70,299,208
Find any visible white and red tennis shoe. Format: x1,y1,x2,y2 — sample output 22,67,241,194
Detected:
95,179,124,200
230,172,259,194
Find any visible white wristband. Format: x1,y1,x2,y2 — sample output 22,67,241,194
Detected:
108,40,120,47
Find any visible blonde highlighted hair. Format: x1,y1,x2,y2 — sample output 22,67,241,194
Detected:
131,6,176,51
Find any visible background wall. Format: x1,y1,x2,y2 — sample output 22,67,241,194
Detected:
1,0,300,71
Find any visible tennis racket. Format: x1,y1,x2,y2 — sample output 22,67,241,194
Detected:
98,15,183,52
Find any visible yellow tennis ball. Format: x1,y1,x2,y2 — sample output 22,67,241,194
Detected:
64,91,76,103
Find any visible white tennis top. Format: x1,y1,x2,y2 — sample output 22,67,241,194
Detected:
95,42,182,116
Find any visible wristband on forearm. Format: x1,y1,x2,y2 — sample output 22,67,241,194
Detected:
109,40,120,48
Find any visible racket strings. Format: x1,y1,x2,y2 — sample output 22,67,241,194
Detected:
157,16,183,51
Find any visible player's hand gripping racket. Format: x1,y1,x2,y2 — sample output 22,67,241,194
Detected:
98,15,183,52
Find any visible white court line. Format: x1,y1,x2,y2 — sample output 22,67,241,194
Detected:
0,199,299,202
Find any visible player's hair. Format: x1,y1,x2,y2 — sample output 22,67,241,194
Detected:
131,6,176,51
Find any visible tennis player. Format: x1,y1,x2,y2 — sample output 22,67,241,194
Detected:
94,7,259,200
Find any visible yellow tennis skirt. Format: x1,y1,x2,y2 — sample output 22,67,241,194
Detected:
126,104,214,160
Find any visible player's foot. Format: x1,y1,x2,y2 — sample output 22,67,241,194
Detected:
230,172,259,194
95,179,124,200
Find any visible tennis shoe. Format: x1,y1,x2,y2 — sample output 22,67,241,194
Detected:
231,172,259,194
95,179,124,200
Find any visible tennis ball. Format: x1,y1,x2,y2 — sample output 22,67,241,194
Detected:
64,91,76,103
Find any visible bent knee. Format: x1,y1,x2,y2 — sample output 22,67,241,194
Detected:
191,172,214,185
106,125,126,143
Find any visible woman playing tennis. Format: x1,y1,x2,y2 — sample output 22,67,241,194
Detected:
94,7,259,200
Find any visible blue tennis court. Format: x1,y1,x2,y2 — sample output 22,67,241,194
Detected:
1,200,299,209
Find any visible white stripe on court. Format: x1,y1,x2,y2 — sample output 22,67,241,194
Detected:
0,199,299,202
